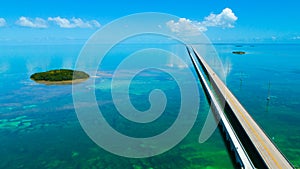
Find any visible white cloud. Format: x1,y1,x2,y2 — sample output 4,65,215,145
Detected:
0,18,6,27
90,20,101,28
16,16,48,28
166,18,207,36
166,8,238,36
48,17,100,28
203,8,238,28
48,17,72,28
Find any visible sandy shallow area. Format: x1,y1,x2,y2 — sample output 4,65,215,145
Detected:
32,78,89,85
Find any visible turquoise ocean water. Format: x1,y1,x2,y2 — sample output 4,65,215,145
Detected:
0,43,299,169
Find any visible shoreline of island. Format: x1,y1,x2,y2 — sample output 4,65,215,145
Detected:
32,78,89,85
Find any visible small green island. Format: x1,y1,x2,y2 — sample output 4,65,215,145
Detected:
232,51,246,55
30,69,89,85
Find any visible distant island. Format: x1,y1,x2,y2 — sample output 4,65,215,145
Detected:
30,69,89,85
232,51,246,55
235,45,243,47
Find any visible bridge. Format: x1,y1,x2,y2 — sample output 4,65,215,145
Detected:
186,46,294,169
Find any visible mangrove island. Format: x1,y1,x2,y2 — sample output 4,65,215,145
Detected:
232,51,246,55
30,69,89,85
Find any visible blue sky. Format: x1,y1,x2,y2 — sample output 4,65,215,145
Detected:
0,0,300,44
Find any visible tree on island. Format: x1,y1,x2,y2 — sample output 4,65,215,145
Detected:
30,69,89,84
